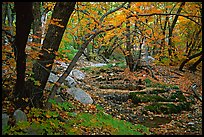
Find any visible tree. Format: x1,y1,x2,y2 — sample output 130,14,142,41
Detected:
167,2,185,60
25,2,76,108
46,2,128,109
14,2,33,108
188,55,202,72
32,2,42,44
125,2,134,72
179,50,202,71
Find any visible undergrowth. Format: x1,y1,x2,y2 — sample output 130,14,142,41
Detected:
4,99,150,135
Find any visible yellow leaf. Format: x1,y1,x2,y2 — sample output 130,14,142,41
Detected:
46,64,52,67
22,98,29,102
46,114,51,118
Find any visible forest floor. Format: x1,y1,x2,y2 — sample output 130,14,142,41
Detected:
2,57,202,135
74,58,202,135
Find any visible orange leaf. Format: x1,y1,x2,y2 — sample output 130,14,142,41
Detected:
46,64,52,67
46,114,51,118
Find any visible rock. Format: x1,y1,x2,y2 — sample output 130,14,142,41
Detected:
48,73,59,83
70,69,85,80
91,63,107,67
188,122,195,126
48,73,77,88
147,56,155,61
55,60,69,69
66,87,93,104
64,76,77,87
52,61,69,74
13,109,27,124
2,113,9,130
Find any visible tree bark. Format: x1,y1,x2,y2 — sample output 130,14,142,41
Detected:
7,3,14,36
2,3,7,25
27,2,76,108
125,2,134,72
179,50,202,71
188,55,202,72
33,2,42,44
168,2,185,57
14,2,33,108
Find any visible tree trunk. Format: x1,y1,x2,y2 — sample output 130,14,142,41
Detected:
26,2,76,108
125,2,134,72
160,9,169,56
168,2,185,57
2,3,7,25
188,55,202,72
7,3,14,36
33,2,42,44
136,40,143,69
14,2,33,108
179,51,202,71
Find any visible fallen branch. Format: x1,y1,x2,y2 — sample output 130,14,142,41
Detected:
170,70,183,77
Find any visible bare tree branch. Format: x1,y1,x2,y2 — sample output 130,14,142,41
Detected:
99,2,127,23
133,13,201,26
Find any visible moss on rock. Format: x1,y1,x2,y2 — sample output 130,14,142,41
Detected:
144,102,191,114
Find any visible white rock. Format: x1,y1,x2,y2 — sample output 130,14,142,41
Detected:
91,63,107,67
48,73,59,83
188,122,195,125
147,56,155,62
70,69,85,80
13,109,27,124
64,76,77,87
66,87,93,104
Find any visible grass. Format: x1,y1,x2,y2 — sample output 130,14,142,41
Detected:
73,111,150,135
4,100,150,135
144,78,180,89
80,61,126,73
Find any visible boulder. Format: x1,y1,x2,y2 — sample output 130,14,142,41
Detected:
66,87,93,104
13,109,27,124
48,73,59,83
64,76,77,87
55,60,69,69
52,60,69,73
2,113,9,130
48,73,77,88
70,69,85,80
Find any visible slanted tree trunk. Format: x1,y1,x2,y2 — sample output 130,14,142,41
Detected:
188,55,202,72
179,50,202,71
46,31,100,109
26,2,76,108
14,2,33,108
